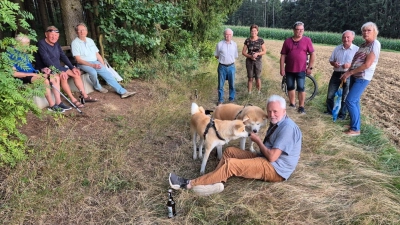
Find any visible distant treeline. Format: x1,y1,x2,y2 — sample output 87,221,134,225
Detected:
227,0,400,39
230,26,400,52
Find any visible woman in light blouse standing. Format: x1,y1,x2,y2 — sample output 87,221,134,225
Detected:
340,22,381,136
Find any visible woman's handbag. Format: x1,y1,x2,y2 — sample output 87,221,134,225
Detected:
104,59,123,82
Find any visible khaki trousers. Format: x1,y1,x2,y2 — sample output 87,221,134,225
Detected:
191,147,284,186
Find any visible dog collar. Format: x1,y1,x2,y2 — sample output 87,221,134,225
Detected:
203,118,225,141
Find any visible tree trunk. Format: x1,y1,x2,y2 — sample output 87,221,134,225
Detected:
35,0,49,31
59,0,84,45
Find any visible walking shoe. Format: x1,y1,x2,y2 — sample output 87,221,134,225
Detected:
48,104,65,113
298,106,306,114
192,183,224,196
97,87,109,93
121,91,137,99
337,114,346,120
344,130,360,136
58,102,72,111
169,173,190,190
289,103,296,109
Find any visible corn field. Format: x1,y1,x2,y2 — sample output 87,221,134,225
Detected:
230,26,400,51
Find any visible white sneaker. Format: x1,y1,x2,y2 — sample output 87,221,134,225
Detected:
192,183,224,196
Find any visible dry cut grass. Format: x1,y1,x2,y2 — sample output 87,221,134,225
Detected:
0,38,399,224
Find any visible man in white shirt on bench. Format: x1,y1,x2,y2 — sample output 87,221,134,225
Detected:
71,23,136,99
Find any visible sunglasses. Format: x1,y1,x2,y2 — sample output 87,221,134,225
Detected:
46,29,59,33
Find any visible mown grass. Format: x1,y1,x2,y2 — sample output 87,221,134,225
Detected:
1,38,400,224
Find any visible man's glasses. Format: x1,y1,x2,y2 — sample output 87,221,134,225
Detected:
46,29,59,33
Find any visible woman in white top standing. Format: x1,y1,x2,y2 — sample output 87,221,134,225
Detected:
340,22,381,136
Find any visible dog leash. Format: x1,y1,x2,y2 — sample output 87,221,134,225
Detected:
203,118,225,141
234,104,253,120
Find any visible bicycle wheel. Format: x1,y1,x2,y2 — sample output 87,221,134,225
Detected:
304,74,318,102
281,74,318,102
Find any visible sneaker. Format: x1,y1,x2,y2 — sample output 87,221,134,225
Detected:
48,105,65,113
298,106,306,114
58,102,72,111
121,91,137,99
169,173,190,190
97,87,108,93
192,183,224,196
289,103,296,109
337,114,346,120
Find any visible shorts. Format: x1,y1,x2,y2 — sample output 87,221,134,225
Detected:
246,58,262,79
16,76,34,84
285,71,306,92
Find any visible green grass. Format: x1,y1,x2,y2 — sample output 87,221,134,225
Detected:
1,39,400,224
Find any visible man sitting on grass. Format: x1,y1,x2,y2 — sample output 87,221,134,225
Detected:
169,95,302,196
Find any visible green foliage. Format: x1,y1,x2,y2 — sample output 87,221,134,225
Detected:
0,0,40,167
228,0,400,39
88,0,183,65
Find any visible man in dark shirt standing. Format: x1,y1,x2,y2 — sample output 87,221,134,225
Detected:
35,26,97,108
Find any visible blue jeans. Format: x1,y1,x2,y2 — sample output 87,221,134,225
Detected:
217,64,236,102
345,77,370,132
326,71,350,116
78,61,126,95
285,71,305,92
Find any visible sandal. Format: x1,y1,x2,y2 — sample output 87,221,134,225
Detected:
83,96,98,102
73,101,85,108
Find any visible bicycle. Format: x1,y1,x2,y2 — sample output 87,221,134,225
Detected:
281,74,318,102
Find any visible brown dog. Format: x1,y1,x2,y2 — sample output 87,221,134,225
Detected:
190,102,249,174
213,103,268,152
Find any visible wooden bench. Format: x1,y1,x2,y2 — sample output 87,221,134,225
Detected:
33,46,94,109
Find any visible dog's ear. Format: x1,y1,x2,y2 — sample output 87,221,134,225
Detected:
242,115,250,122
199,106,205,114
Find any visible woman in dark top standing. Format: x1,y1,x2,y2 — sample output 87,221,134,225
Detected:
242,24,266,95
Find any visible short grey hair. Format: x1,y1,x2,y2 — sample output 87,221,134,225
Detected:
15,34,29,42
342,30,355,37
293,21,304,29
267,95,286,109
361,22,379,38
224,28,233,35
75,22,88,32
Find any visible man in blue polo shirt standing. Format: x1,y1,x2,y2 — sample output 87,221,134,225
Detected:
214,28,238,105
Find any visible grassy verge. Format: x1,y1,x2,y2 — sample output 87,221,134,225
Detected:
1,39,399,224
